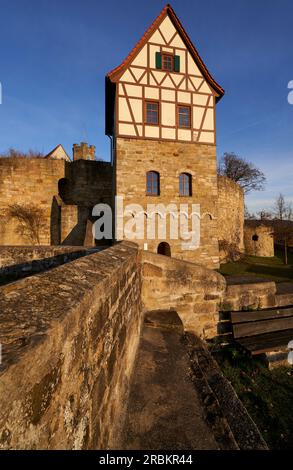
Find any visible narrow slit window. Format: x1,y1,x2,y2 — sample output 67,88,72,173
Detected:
178,106,191,129
145,101,159,125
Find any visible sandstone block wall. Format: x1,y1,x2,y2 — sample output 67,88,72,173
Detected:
73,143,96,161
1,240,283,449
60,160,112,207
141,250,226,338
222,280,277,312
116,138,220,269
0,246,87,268
60,205,92,246
0,158,65,245
0,242,142,449
0,158,112,246
217,176,244,262
244,223,274,257
0,246,90,285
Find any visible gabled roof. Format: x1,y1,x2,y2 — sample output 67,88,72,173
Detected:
107,3,224,101
45,144,71,162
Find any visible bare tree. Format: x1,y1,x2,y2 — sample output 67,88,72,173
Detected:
7,204,46,245
218,152,266,193
244,205,255,219
273,193,293,221
274,220,293,265
0,148,44,159
270,194,293,264
273,193,286,220
257,210,273,220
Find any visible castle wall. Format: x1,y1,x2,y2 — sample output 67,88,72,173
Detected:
0,158,65,245
115,137,219,269
217,176,244,262
61,160,112,207
141,250,226,339
0,158,112,246
60,205,91,246
0,245,87,269
0,241,230,449
0,246,88,285
3,239,283,451
244,223,274,257
0,242,142,449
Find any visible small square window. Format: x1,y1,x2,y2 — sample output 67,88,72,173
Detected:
145,101,159,125
178,106,191,128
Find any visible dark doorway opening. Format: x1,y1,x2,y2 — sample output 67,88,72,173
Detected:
157,242,171,257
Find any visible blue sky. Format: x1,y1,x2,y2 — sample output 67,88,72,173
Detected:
0,0,292,213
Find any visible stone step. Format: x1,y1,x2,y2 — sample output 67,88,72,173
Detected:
144,309,184,333
276,293,293,307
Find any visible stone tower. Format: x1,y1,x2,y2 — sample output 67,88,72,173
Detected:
73,142,96,161
105,3,224,268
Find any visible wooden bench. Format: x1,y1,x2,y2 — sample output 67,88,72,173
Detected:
231,307,293,355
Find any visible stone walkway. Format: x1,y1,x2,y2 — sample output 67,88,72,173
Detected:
120,311,219,450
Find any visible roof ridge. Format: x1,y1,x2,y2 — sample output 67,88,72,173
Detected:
45,143,70,160
107,3,224,100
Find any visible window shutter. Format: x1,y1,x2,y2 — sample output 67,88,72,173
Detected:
155,52,162,69
174,55,180,72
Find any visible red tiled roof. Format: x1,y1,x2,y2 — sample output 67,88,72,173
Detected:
107,3,224,100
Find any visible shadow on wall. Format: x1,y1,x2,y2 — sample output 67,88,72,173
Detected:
50,196,61,245
0,250,88,286
50,196,112,248
62,207,91,246
49,160,113,247
50,198,94,246
59,160,113,207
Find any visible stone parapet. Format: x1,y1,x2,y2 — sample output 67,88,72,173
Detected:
141,250,226,338
0,242,142,449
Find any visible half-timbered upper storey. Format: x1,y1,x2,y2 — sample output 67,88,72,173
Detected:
106,4,224,145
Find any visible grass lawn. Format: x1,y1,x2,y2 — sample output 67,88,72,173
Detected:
219,247,293,283
212,344,293,449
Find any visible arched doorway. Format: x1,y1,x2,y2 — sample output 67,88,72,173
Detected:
157,242,171,257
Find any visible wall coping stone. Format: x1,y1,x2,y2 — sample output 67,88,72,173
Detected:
0,242,139,374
